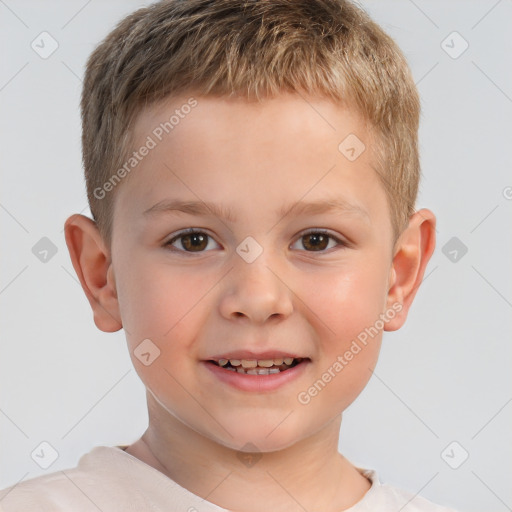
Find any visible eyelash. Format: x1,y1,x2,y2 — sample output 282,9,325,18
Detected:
164,228,347,253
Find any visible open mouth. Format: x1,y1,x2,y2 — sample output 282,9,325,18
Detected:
207,357,308,375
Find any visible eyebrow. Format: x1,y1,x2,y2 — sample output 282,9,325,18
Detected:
143,198,370,224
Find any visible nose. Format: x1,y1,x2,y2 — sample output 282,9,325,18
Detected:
218,254,294,324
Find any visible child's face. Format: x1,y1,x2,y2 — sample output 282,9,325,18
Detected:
109,93,401,451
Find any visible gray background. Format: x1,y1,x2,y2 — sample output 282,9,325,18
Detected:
1,1,511,511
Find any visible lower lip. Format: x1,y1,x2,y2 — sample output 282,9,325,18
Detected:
202,360,310,392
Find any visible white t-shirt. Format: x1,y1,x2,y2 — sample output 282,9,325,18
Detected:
0,445,458,511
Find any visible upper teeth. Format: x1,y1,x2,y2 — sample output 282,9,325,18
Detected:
218,357,295,368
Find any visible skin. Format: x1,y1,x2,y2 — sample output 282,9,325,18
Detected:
65,93,436,512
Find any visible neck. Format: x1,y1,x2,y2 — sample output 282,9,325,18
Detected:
125,392,371,512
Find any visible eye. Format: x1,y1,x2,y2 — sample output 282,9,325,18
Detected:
290,229,346,252
165,229,221,253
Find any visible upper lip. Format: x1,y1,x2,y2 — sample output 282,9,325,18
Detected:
205,351,309,361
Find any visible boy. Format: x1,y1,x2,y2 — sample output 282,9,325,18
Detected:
0,0,458,510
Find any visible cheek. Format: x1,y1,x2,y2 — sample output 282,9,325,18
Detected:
292,259,388,408
300,260,388,342
114,255,211,396
115,253,216,341
115,256,229,401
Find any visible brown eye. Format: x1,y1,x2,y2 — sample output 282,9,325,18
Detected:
302,233,329,251
180,233,208,251
291,230,344,252
166,230,220,252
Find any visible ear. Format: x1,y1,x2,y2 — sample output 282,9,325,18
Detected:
64,214,122,332
384,208,436,331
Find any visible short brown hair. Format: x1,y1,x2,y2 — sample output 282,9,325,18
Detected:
81,0,421,247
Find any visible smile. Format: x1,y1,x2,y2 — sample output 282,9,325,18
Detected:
209,357,306,375
203,358,311,392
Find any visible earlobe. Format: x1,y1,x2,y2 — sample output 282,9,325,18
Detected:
64,214,122,333
384,208,436,332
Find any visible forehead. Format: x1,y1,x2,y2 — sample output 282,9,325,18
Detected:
115,93,388,230
133,92,374,161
